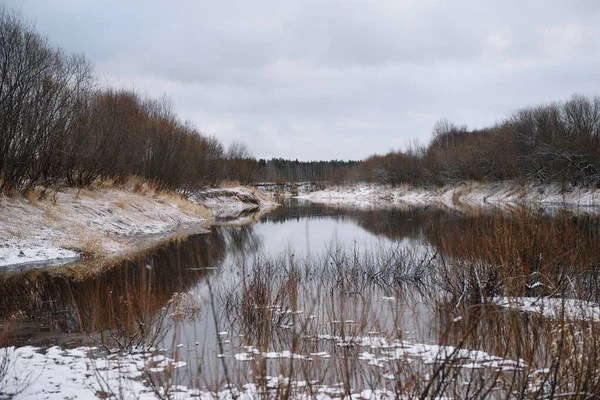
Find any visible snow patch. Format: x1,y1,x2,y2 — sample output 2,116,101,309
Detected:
0,186,275,269
317,334,526,371
299,182,600,211
493,296,600,322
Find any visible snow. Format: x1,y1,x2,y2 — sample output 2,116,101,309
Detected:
0,336,519,400
299,181,600,211
235,348,312,361
234,352,255,361
316,334,526,371
0,246,79,270
230,334,525,372
0,186,276,269
493,296,600,322
189,187,276,220
0,346,152,399
262,350,311,360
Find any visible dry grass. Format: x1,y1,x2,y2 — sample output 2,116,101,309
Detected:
43,207,62,221
72,187,103,200
24,189,41,206
66,225,108,258
4,227,23,239
113,200,127,209
124,175,158,195
156,191,211,219
219,180,242,188
48,233,204,281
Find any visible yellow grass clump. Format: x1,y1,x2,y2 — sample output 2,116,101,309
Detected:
219,180,241,188
66,225,108,258
156,191,211,219
24,189,41,206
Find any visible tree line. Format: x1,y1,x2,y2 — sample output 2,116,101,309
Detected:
0,7,360,194
0,8,229,195
3,7,600,193
253,158,358,183
246,94,600,187
357,94,600,188
216,142,358,184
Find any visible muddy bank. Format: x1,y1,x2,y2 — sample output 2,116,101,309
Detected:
0,186,276,269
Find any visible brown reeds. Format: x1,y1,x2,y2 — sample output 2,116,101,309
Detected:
3,206,600,398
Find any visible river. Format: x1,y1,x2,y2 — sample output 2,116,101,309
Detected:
1,199,599,398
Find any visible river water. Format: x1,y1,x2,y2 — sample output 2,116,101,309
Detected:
2,199,600,398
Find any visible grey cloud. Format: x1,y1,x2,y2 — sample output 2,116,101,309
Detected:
5,0,600,160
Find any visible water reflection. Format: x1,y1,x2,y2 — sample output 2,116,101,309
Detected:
3,201,600,345
1,199,600,397
0,233,225,347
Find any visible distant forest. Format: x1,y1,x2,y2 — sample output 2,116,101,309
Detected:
221,94,600,188
2,7,600,195
359,95,600,188
0,8,356,193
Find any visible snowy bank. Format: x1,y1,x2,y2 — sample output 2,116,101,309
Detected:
299,181,600,211
493,296,600,322
253,182,327,198
189,186,275,219
0,186,276,269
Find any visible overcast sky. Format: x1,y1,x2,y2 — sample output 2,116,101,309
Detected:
5,1,600,160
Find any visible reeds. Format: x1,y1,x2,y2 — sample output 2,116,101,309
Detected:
3,207,600,398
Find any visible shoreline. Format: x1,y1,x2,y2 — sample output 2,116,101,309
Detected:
0,185,277,270
4,180,598,270
297,181,600,211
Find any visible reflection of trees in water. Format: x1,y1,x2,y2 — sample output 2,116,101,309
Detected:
429,211,600,261
0,233,227,346
428,211,600,300
264,199,444,241
263,200,459,249
216,225,263,258
353,207,458,242
258,202,600,362
264,199,387,225
434,296,545,363
424,210,600,381
268,201,600,295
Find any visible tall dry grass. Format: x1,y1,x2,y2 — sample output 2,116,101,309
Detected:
3,206,600,398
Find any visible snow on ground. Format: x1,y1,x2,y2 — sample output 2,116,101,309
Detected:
253,182,327,199
493,296,600,322
0,186,276,269
298,181,600,211
315,335,526,371
0,344,378,399
0,333,524,400
189,187,276,219
0,346,186,400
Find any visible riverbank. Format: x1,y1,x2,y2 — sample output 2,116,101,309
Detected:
298,181,600,211
0,185,276,269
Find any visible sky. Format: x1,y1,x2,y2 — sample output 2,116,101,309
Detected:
4,0,600,161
